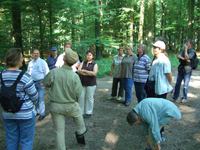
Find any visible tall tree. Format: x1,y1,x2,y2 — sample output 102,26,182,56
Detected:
146,0,154,54
187,0,195,40
95,0,101,60
138,0,145,44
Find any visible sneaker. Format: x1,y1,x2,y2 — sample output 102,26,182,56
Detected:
181,99,187,103
116,96,122,101
107,96,116,100
38,115,45,121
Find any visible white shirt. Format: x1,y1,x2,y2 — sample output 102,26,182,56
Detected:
55,52,78,72
27,58,49,81
55,52,65,68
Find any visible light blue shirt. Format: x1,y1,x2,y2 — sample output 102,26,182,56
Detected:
27,58,49,81
148,53,173,95
134,98,181,143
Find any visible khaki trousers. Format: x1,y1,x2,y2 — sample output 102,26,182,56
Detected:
149,124,164,149
50,102,86,150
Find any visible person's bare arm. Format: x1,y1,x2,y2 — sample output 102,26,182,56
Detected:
146,136,150,148
184,44,191,62
177,55,185,60
110,65,114,76
77,62,88,76
82,64,98,76
119,66,122,78
165,73,172,85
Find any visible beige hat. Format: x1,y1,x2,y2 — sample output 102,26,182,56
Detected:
152,41,166,50
64,48,78,65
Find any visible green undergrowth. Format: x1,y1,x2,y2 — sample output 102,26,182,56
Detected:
95,58,113,78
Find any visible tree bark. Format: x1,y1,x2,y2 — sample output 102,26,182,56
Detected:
138,0,145,44
12,0,26,70
95,0,101,60
187,0,195,40
147,0,154,55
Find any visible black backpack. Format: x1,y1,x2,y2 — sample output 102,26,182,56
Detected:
191,52,199,69
0,71,25,113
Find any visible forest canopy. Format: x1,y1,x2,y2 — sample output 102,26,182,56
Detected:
0,0,199,62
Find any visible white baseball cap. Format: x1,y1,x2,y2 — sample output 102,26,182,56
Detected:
152,41,166,50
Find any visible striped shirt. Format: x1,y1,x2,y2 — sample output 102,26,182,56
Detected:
134,53,151,83
46,54,59,70
0,70,38,119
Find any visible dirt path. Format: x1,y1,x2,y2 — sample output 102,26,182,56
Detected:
0,69,200,150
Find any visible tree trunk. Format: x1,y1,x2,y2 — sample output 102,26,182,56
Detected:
147,0,154,55
95,0,101,60
153,1,156,41
138,0,145,44
160,0,165,37
197,0,200,51
187,0,195,40
49,2,53,47
72,17,75,44
38,8,44,58
12,0,26,70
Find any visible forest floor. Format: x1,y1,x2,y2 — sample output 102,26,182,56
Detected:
0,69,200,150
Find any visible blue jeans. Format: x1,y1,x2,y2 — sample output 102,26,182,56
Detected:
34,80,45,116
134,82,146,103
173,68,192,100
3,113,36,150
121,78,134,103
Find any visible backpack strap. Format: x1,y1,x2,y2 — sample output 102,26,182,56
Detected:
12,71,26,88
0,70,25,88
0,70,6,87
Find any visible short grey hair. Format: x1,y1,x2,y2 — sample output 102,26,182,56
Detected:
138,44,147,53
126,110,138,126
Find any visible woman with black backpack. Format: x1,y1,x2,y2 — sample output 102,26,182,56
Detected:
0,48,38,150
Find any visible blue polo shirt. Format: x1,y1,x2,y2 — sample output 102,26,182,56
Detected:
46,55,59,70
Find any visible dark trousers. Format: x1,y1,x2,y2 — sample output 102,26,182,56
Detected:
134,82,146,103
111,77,124,97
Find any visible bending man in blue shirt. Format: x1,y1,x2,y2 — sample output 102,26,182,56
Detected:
126,98,181,150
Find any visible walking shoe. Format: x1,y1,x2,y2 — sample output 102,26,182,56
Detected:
116,96,122,101
107,96,117,100
75,126,88,145
181,99,187,103
84,114,92,118
38,115,45,121
171,99,180,103
124,102,131,106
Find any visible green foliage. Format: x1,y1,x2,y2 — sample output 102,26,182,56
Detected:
95,58,112,78
168,54,180,69
0,66,8,72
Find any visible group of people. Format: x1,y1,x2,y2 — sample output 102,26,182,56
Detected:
0,38,196,150
108,38,196,150
108,38,195,104
0,42,98,150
